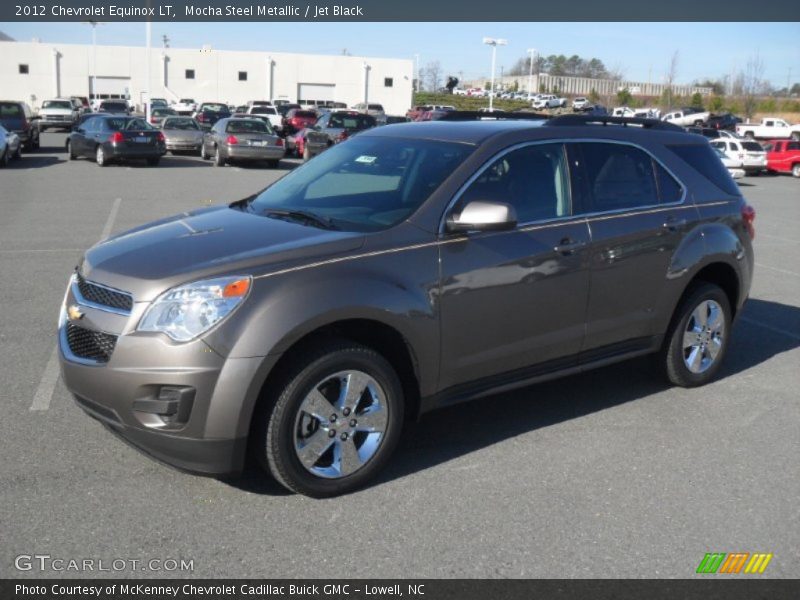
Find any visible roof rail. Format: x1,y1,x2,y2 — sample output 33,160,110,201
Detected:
435,110,549,122
547,114,684,132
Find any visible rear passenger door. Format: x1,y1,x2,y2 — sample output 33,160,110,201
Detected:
438,143,591,389
569,141,689,354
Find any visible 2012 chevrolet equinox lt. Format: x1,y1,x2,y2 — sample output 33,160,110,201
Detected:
59,115,755,497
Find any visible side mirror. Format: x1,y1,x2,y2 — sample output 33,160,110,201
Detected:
446,200,517,233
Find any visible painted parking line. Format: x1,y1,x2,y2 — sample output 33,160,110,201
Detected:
740,316,800,343
755,263,800,278
29,198,122,412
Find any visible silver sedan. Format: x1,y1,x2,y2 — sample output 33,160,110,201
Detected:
201,117,285,168
161,117,205,155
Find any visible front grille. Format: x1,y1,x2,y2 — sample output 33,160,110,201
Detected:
66,323,118,363
76,272,133,312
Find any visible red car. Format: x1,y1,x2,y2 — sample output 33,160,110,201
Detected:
282,109,317,135
765,139,800,178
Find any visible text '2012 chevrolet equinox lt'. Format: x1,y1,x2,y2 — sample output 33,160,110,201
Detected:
59,115,755,497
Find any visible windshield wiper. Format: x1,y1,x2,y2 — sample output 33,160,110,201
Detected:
264,209,339,230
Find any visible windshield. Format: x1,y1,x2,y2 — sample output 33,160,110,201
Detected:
163,118,199,130
43,100,73,110
226,120,271,134
106,118,153,131
247,136,473,232
329,114,375,130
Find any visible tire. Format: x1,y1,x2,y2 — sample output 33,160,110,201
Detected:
66,140,76,160
253,340,405,497
146,157,160,166
95,145,106,167
792,164,800,178
214,146,225,167
302,145,310,162
0,149,8,168
200,143,209,160
660,282,732,388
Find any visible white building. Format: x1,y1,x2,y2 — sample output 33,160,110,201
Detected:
1,39,414,115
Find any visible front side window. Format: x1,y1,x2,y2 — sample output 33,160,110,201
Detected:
459,143,570,223
246,137,473,232
579,143,659,212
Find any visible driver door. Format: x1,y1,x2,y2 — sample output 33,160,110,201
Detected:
438,143,591,390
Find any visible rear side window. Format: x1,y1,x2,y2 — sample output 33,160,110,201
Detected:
654,163,683,204
741,141,763,152
667,144,740,196
579,143,659,211
0,103,23,117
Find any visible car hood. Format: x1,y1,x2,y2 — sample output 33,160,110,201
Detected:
82,205,365,302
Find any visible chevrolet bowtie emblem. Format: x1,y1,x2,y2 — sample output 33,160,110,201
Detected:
67,305,84,321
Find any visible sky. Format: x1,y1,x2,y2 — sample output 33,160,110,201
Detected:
2,22,798,87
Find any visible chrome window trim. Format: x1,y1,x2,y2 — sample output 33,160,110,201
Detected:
71,273,133,316
438,137,689,236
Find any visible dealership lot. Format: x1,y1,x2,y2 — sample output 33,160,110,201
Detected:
1,132,798,578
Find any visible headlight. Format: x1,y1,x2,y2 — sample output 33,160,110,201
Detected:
137,276,251,342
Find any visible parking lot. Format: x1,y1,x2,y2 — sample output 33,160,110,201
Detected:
1,131,798,579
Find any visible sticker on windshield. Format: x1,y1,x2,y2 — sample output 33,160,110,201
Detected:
355,155,377,164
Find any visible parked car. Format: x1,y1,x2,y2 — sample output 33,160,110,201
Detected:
66,114,166,166
705,113,741,131
352,102,387,124
37,98,80,132
296,111,377,160
533,95,566,109
736,117,800,140
282,109,318,135
764,139,800,177
0,124,22,166
193,103,232,130
712,146,745,180
572,97,591,111
406,105,432,120
161,117,205,154
247,105,283,132
452,88,468,96
149,98,169,109
584,105,609,116
200,117,284,167
248,100,273,108
662,110,711,127
58,116,755,497
97,100,130,114
0,101,39,151
149,107,178,127
709,138,767,175
172,99,198,115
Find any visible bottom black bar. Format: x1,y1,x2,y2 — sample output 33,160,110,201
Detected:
2,579,799,600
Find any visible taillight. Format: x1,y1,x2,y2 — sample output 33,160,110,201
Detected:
109,131,124,143
336,131,349,142
741,203,756,240
226,135,238,145
197,113,206,122
156,132,165,143
276,138,284,147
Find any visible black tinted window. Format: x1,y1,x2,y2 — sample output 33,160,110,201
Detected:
580,143,658,211
655,163,683,204
741,141,763,152
460,143,570,223
667,144,740,196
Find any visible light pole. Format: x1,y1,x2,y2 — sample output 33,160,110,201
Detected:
414,54,420,93
82,21,103,105
527,48,536,99
483,37,507,112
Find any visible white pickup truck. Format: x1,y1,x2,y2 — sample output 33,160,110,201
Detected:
171,98,197,115
661,109,710,127
736,117,800,140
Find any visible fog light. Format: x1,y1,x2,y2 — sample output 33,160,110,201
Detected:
132,386,195,427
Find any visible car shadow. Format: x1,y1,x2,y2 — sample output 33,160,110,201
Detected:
225,298,799,496
7,155,61,169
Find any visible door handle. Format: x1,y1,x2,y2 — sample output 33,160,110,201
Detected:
553,238,587,255
663,217,687,231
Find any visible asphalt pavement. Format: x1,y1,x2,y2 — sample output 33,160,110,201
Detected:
1,133,798,579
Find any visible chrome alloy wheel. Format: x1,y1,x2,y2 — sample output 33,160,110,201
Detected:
683,299,725,374
293,370,389,479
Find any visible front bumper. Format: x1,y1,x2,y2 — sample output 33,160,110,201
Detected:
57,276,272,476
39,117,74,129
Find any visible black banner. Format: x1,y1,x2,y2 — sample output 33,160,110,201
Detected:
3,580,800,600
3,0,799,21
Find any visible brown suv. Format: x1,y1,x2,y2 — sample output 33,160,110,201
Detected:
59,115,755,497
